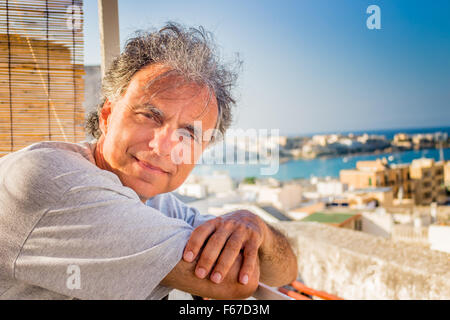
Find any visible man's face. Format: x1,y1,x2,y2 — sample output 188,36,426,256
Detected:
97,64,219,200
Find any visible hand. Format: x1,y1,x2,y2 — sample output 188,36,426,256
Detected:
182,210,267,285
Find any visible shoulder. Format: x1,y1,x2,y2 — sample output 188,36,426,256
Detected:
0,142,123,205
1,143,96,181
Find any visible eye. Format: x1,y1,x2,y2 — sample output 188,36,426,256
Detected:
138,112,159,124
181,131,194,140
177,129,198,143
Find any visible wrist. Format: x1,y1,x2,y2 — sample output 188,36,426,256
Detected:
258,220,273,258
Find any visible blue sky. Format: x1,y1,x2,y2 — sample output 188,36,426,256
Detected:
83,0,450,136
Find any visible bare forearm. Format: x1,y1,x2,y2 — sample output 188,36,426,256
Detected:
258,224,298,287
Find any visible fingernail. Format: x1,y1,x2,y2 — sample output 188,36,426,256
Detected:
211,272,222,284
196,267,206,279
184,251,194,262
241,274,249,285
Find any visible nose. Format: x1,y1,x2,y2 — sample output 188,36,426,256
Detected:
148,124,178,157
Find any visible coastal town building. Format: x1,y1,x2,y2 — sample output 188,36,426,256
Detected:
340,158,445,205
315,178,347,197
176,171,235,199
360,209,393,238
340,159,386,190
409,158,446,205
392,133,413,149
199,171,235,195
176,182,207,199
345,187,394,208
256,183,302,211
412,134,437,150
356,134,391,152
391,223,429,247
445,161,450,189
340,159,412,199
238,178,302,211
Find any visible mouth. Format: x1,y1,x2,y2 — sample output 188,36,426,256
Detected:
133,156,170,175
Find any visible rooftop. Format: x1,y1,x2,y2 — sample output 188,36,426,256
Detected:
259,205,292,221
348,187,392,194
300,212,359,225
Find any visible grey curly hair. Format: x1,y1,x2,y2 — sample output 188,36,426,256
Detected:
85,22,241,142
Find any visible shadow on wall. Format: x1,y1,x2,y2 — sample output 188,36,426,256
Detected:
361,216,391,238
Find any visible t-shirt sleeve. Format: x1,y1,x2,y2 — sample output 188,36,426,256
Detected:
12,149,193,300
146,193,216,229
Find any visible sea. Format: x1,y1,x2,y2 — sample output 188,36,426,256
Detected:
192,126,450,181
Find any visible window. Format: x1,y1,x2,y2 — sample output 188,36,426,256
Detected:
423,182,432,188
355,219,362,231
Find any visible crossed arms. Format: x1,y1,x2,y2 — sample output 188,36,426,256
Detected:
161,210,298,299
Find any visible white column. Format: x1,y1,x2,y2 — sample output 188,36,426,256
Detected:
98,0,120,77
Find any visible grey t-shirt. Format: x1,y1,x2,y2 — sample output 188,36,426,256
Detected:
0,141,213,300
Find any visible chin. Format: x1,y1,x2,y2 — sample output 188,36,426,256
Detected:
135,184,165,199
119,176,164,199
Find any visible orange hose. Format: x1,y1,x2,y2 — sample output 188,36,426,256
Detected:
278,287,312,300
291,281,343,300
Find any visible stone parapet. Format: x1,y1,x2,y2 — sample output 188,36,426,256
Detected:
274,221,450,299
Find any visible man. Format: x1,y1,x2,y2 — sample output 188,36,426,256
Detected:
0,23,297,300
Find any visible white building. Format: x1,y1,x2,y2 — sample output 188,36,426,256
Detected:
176,184,207,199
312,135,328,146
176,171,234,198
257,183,302,211
176,174,207,199
208,203,288,224
428,225,450,253
239,179,302,211
361,210,394,238
201,171,234,195
316,179,347,197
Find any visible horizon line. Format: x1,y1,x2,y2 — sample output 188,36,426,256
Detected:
280,125,450,138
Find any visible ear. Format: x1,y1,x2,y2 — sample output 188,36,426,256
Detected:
99,99,113,135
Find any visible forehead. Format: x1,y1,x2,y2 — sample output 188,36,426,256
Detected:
125,64,218,125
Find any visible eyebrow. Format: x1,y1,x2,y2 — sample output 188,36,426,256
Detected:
134,103,202,142
134,104,165,123
184,123,201,142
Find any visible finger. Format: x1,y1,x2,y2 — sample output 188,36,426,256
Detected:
183,219,217,263
239,241,259,285
195,226,235,280
210,232,245,284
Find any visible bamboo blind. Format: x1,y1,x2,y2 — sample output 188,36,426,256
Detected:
0,0,84,157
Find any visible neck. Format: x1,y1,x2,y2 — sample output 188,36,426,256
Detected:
139,196,149,204
93,136,113,172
